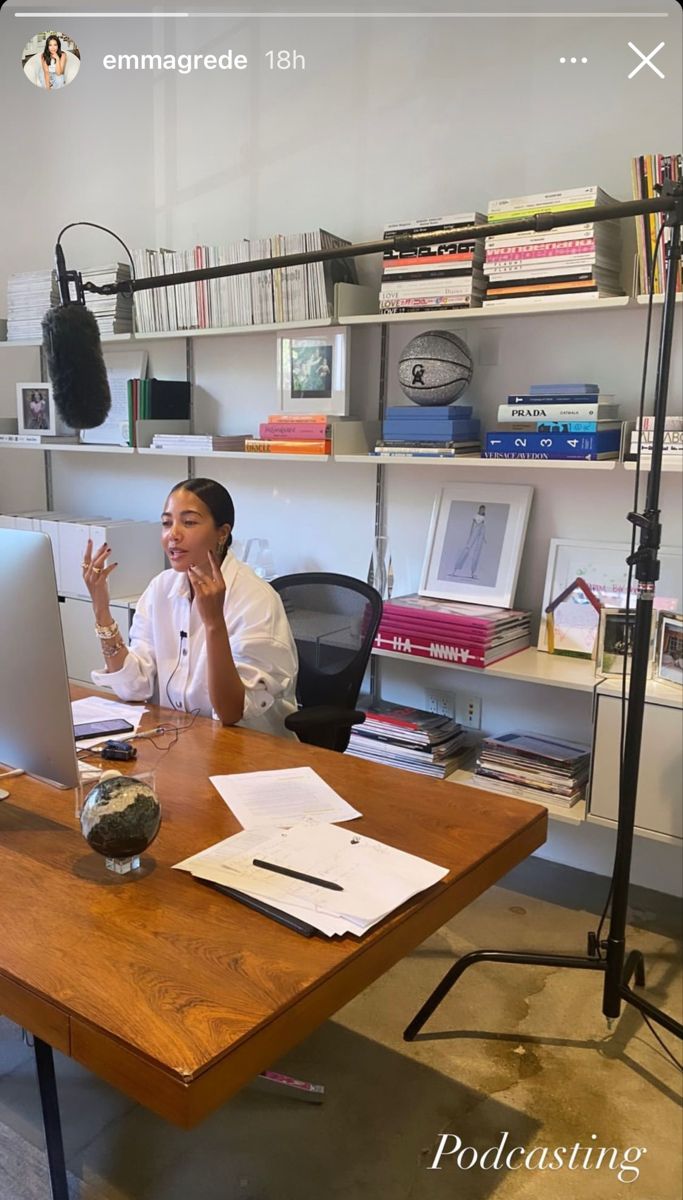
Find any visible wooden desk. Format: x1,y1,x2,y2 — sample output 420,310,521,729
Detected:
0,699,546,1134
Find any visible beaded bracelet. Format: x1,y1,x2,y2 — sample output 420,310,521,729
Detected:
95,621,120,640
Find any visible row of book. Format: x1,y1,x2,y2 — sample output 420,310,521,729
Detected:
373,594,531,668
345,700,476,780
377,185,626,316
631,153,682,296
483,382,623,461
132,230,357,332
465,731,591,809
6,264,133,342
627,416,683,462
150,413,337,456
483,185,623,308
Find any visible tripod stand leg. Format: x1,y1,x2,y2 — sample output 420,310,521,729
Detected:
622,949,646,989
403,949,604,1041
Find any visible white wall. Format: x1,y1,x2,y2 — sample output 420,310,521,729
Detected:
1,0,681,889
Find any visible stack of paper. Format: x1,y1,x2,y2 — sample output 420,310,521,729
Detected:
175,821,448,938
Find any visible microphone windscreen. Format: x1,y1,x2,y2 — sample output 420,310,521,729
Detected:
42,305,112,430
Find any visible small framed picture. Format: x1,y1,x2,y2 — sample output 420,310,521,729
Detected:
16,382,56,435
419,482,533,608
653,612,683,686
596,606,642,676
277,329,349,414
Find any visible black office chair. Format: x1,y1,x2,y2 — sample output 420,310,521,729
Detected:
271,572,383,752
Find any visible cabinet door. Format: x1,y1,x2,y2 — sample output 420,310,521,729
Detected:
60,597,131,684
589,693,682,840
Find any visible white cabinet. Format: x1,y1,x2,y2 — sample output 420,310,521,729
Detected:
588,681,683,842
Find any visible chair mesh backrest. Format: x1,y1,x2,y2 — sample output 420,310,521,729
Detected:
271,573,383,711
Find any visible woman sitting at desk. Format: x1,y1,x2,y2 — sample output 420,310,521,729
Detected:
82,478,298,737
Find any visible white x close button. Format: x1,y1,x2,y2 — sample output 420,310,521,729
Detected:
628,41,665,79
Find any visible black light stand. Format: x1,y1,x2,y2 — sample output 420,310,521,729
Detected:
58,189,682,1045
404,180,683,1045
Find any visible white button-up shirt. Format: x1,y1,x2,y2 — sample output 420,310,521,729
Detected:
92,551,299,738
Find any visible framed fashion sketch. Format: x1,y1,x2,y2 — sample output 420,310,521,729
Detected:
539,539,683,653
277,329,349,414
16,382,56,435
419,483,533,608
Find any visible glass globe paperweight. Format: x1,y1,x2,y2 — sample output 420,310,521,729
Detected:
79,770,160,875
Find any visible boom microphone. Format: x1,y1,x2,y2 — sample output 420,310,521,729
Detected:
42,303,111,430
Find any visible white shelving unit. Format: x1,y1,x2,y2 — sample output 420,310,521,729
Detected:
1,292,680,838
372,646,603,693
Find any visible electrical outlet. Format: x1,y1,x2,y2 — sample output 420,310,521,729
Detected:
456,695,482,729
426,689,455,719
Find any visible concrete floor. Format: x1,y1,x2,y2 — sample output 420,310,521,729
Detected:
0,856,681,1200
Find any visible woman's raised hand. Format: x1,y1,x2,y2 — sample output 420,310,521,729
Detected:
82,538,118,610
188,549,226,630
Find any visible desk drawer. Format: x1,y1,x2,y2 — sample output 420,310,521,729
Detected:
0,976,70,1053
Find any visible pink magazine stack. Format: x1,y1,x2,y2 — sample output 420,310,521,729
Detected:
374,593,532,668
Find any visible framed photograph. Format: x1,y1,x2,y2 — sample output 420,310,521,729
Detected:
653,612,683,686
16,382,56,435
419,482,533,608
277,329,349,415
540,539,683,653
596,607,639,675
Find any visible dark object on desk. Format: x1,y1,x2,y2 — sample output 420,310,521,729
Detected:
198,878,315,937
74,717,134,741
253,858,344,891
80,775,161,872
100,740,137,761
271,572,383,752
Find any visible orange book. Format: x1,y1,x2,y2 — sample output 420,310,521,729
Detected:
266,412,332,423
244,438,331,454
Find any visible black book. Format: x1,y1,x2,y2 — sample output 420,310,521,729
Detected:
148,379,191,420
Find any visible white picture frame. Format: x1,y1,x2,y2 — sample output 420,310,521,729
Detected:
16,382,57,436
277,328,349,415
653,612,683,687
539,539,683,653
419,482,533,608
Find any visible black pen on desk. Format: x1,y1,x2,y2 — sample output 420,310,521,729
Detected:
252,859,344,892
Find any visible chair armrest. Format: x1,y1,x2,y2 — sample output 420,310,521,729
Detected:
284,706,366,735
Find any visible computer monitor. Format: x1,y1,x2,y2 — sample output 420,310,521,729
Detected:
0,528,79,789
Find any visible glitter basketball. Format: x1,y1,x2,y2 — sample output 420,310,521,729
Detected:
397,330,473,405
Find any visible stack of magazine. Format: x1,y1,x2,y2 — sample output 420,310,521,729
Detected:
373,594,531,668
379,212,486,313
6,270,58,341
467,731,592,808
483,185,623,307
345,700,476,779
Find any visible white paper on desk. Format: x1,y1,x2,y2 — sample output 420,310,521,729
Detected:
210,766,361,829
71,697,147,749
174,829,349,937
174,822,448,938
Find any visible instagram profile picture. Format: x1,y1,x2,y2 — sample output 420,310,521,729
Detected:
22,31,81,91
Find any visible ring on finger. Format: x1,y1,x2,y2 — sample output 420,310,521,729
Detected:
91,566,101,575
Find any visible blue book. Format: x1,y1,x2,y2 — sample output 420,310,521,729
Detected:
485,430,620,457
383,419,480,441
529,383,600,396
384,404,473,421
535,421,621,433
